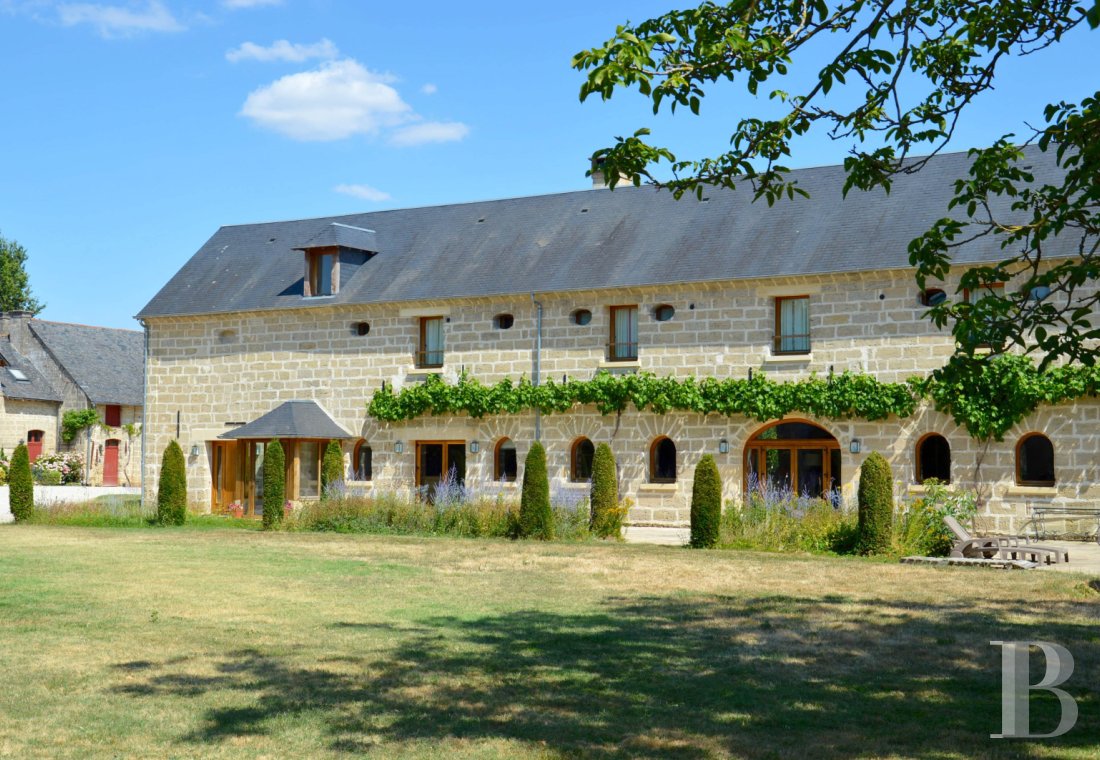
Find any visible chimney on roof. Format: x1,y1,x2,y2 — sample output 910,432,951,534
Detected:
590,157,632,189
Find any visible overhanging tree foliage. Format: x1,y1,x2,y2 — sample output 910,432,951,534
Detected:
574,1,1100,374
0,233,44,315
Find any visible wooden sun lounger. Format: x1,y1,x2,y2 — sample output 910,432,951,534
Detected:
945,516,1068,565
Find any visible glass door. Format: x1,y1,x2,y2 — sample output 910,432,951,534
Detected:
416,441,466,502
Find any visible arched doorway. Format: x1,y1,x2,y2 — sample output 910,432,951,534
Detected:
744,420,841,498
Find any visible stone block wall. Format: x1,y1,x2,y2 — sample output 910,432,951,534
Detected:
141,267,1100,533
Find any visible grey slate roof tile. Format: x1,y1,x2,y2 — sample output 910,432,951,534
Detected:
29,321,144,407
137,147,1073,319
219,400,355,440
0,341,62,403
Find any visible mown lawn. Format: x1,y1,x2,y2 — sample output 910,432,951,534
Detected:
0,526,1097,759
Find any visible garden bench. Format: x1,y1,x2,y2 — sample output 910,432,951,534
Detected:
1028,506,1100,545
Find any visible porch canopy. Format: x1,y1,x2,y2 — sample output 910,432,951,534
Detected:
219,400,356,441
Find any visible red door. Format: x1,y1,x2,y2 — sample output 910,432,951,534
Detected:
26,430,43,463
103,439,120,486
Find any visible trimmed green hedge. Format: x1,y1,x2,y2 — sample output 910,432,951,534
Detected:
518,441,553,540
690,454,722,548
858,452,894,554
9,443,33,522
262,440,285,530
589,443,621,538
156,440,187,525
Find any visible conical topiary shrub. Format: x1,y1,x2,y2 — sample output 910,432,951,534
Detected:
518,441,553,540
321,440,343,500
590,443,621,538
858,451,894,554
156,440,187,525
690,454,722,548
262,439,286,530
9,443,33,522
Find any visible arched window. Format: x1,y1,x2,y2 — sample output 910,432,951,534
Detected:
650,437,677,482
494,438,517,482
743,420,840,498
352,441,372,481
916,434,951,484
1017,433,1055,486
571,438,595,482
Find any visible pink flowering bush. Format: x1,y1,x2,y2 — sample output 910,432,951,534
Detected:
31,452,84,485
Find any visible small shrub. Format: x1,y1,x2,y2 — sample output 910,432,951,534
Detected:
518,441,553,540
690,454,722,548
720,476,855,554
589,443,622,538
262,439,285,529
35,469,62,486
9,444,33,521
156,441,187,525
857,451,894,554
321,441,343,500
894,479,978,556
0,464,7,485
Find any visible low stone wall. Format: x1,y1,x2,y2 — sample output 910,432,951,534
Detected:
0,485,141,523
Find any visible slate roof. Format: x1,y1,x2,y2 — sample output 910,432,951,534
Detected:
293,222,378,253
138,147,1074,319
28,321,144,407
0,341,62,403
219,400,355,440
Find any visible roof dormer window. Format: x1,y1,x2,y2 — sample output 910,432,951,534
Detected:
306,249,337,297
293,222,379,300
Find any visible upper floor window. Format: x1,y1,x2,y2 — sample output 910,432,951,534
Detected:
608,305,638,361
915,433,951,484
105,405,121,427
417,316,444,368
962,282,1005,348
1016,433,1055,487
306,250,336,297
774,296,810,355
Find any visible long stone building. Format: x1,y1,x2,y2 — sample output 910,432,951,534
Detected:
137,148,1097,532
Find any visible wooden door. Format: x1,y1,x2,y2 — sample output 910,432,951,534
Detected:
103,439,120,486
211,441,240,512
26,430,43,463
415,441,466,502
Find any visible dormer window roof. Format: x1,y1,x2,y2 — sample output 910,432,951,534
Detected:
294,223,379,299
293,222,378,255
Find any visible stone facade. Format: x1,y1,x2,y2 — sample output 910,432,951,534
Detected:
141,266,1100,534
0,397,61,458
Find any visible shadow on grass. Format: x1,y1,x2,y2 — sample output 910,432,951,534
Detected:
112,593,1100,758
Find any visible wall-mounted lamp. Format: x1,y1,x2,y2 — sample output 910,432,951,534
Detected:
718,439,730,454
849,439,862,454
189,444,200,458
469,441,480,454
1029,285,1052,301
393,441,404,454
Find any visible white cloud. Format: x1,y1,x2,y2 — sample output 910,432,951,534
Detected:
389,121,469,147
227,38,338,63
333,183,391,202
420,83,437,95
240,59,412,141
222,0,281,8
57,0,183,37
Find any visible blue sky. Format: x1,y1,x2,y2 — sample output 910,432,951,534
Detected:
0,1,1096,330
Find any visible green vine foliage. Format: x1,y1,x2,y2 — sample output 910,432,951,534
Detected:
61,409,100,443
368,359,1100,443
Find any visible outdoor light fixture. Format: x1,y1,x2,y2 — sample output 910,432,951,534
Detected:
1029,285,1052,301
189,444,200,458
469,441,480,454
718,439,730,454
849,439,862,454
394,441,404,454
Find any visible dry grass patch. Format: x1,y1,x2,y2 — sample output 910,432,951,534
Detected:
0,526,1097,758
